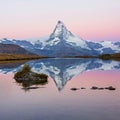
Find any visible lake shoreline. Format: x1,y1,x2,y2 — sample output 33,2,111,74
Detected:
0,53,120,62
0,53,48,61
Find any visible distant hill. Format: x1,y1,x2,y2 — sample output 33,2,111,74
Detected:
111,53,120,57
0,54,46,61
99,53,120,61
0,21,120,57
0,43,34,55
0,43,47,61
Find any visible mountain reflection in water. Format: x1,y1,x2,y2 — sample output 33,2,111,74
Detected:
0,58,120,90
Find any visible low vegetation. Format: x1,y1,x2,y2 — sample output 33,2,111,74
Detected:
14,64,48,89
14,64,31,78
99,53,120,61
0,53,47,61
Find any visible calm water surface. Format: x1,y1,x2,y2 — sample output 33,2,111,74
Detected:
0,58,120,120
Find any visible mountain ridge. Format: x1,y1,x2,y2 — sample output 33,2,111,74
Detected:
0,21,120,57
0,43,34,55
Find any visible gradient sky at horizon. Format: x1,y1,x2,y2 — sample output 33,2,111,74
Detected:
0,0,120,41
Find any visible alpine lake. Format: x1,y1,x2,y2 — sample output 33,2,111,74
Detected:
0,58,120,120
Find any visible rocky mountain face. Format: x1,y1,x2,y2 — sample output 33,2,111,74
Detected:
0,43,34,55
0,21,120,57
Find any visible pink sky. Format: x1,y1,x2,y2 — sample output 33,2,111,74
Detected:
0,0,120,41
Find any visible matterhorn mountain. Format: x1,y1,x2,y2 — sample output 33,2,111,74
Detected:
0,21,120,57
41,21,88,49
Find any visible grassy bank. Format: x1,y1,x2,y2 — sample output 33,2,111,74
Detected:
99,53,120,61
0,53,47,61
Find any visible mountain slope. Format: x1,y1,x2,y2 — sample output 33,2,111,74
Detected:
0,21,120,57
32,21,94,57
0,43,34,55
42,21,88,48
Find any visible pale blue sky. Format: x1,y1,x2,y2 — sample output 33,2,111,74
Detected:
0,0,120,41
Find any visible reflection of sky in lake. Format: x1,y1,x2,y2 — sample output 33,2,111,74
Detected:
0,68,120,120
0,59,120,119
0,58,120,91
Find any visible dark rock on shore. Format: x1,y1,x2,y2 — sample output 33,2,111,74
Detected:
22,87,40,90
71,88,79,91
14,64,48,89
91,86,98,90
81,87,86,89
70,86,116,91
105,86,116,90
98,88,104,90
91,86,116,91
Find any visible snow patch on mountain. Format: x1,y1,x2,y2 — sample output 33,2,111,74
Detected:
0,21,120,56
100,41,119,51
48,21,90,49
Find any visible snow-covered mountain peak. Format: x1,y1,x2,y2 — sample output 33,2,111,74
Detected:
45,20,89,49
1,21,120,57
50,20,70,40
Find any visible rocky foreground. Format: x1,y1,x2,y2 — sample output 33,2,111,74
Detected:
14,64,48,89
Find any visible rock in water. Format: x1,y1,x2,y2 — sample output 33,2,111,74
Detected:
71,88,79,91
